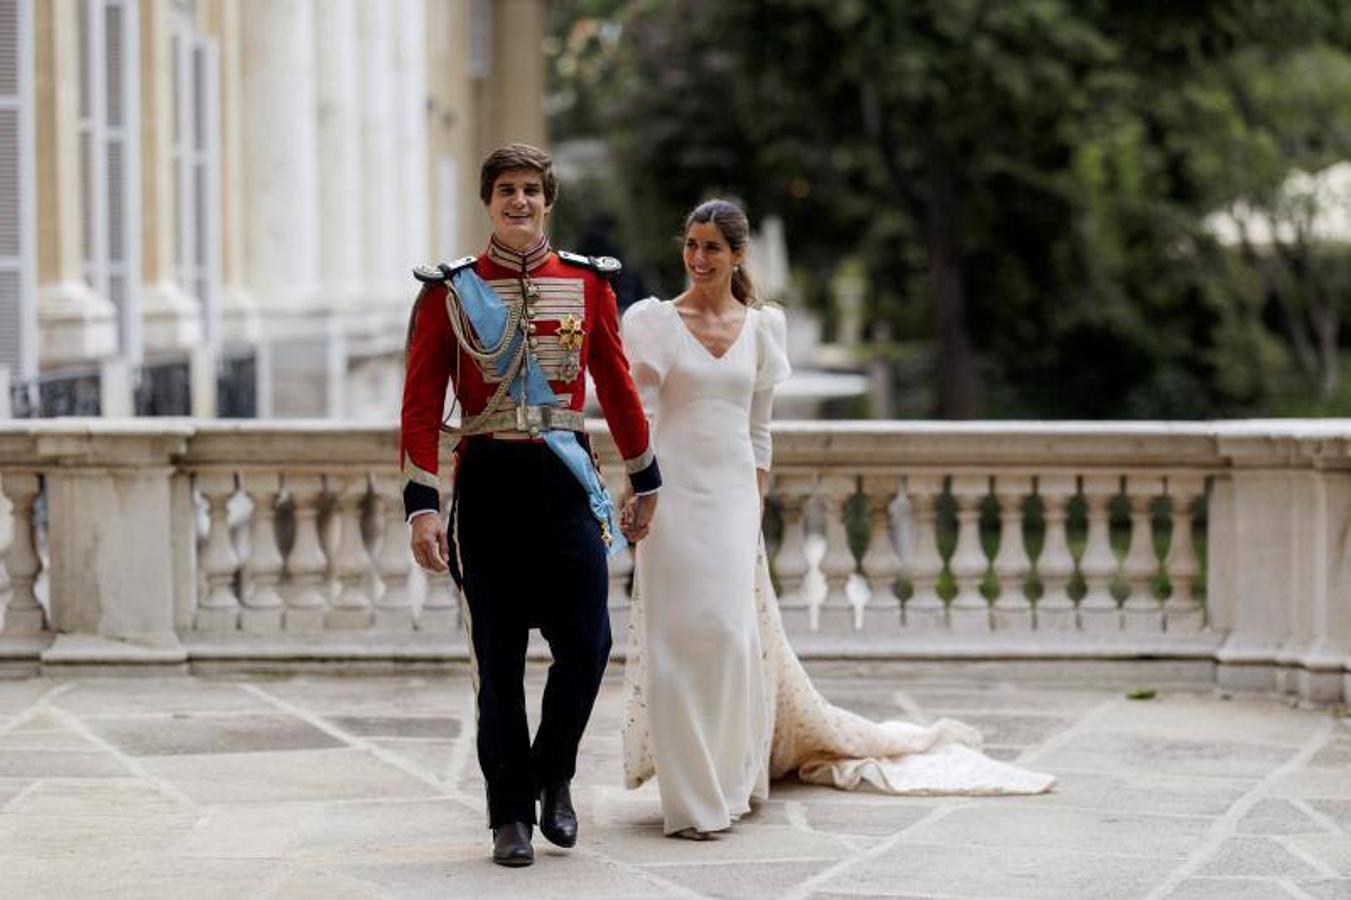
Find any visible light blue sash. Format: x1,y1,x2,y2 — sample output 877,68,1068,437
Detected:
450,268,627,557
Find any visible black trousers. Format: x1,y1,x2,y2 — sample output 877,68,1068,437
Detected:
455,438,613,829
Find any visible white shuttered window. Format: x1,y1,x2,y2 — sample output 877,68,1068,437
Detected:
0,0,37,393
77,0,142,364
171,7,219,345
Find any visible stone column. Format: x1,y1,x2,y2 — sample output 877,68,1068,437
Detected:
357,1,401,316
488,0,547,150
138,0,202,353
314,0,365,329
240,0,339,416
393,0,430,273
212,0,260,346
34,0,117,365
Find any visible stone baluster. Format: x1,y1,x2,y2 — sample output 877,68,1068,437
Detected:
371,472,415,631
1078,474,1122,632
904,474,947,630
771,472,815,634
1122,475,1165,633
991,474,1034,631
195,472,241,631
239,472,284,634
418,484,459,633
948,475,991,632
1034,474,1077,631
1164,474,1206,633
282,474,329,632
817,473,859,632
859,474,904,629
1,474,47,635
326,475,374,630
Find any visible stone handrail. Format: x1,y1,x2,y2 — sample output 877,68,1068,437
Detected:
0,419,1347,705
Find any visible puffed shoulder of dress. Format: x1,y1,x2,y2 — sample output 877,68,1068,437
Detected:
621,297,677,380
755,304,792,391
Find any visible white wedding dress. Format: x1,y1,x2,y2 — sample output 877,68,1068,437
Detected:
619,297,1054,835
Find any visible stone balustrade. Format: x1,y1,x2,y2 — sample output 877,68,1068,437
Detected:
0,419,1347,705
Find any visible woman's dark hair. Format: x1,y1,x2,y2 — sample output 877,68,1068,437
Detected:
684,199,756,305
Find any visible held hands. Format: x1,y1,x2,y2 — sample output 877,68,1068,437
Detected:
619,488,657,543
409,512,451,573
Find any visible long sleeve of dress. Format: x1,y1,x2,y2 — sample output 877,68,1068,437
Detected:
620,297,673,427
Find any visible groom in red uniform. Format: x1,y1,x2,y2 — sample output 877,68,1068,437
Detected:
400,143,659,867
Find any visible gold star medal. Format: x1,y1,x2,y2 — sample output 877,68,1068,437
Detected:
557,314,585,351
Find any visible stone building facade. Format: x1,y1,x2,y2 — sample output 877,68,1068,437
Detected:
0,0,547,420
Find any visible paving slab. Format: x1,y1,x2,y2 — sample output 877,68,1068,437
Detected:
0,726,101,750
0,777,30,808
1164,877,1299,899
175,803,323,860
1085,693,1326,746
905,803,1212,859
919,710,1077,746
647,859,838,898
0,749,132,778
589,820,855,866
1237,798,1332,835
139,748,440,805
327,715,461,738
372,739,461,780
815,841,1171,899
0,809,204,858
51,679,273,716
257,677,469,715
1308,736,1351,769
339,852,678,899
288,797,485,861
5,780,193,817
85,713,345,756
0,856,278,899
1035,732,1293,779
1298,879,1351,899
1285,833,1351,876
1307,799,1351,832
268,866,389,899
1196,836,1325,879
1027,769,1254,817
0,679,55,713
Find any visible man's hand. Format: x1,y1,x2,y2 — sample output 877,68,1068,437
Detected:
409,512,450,573
621,492,657,543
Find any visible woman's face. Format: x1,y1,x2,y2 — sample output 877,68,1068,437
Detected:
683,221,742,290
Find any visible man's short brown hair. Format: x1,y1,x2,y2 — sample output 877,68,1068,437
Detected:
479,143,558,206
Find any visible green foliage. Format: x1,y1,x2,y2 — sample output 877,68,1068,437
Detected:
547,0,1351,418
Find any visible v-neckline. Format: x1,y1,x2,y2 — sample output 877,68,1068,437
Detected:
672,301,751,362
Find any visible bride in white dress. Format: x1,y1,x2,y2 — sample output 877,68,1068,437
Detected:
619,199,1054,838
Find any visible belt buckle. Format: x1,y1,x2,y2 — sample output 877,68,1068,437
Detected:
519,405,543,437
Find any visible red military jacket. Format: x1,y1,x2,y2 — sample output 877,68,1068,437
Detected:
400,235,660,517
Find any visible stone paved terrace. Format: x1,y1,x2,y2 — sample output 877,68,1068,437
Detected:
0,666,1348,899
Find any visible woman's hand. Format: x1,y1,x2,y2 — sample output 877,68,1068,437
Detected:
622,492,657,543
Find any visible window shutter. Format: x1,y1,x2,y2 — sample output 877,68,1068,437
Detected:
0,0,37,387
104,0,141,364
191,35,219,346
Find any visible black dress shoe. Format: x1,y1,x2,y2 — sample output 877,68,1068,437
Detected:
539,781,578,848
492,822,534,867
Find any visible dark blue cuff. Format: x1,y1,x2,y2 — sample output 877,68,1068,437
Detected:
628,457,661,495
404,482,440,520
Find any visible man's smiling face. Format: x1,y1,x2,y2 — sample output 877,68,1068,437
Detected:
487,168,550,250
